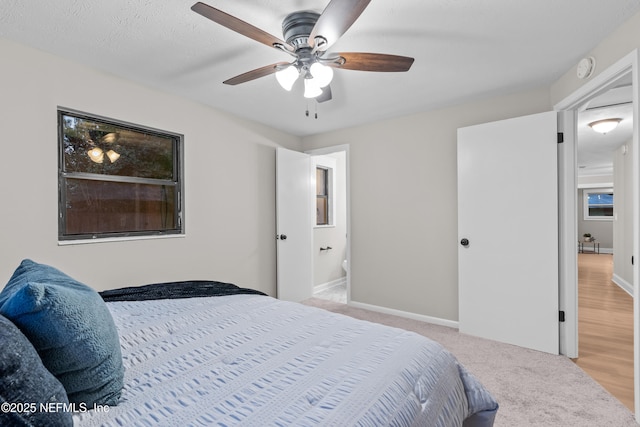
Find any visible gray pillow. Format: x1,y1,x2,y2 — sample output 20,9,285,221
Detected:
0,314,73,426
0,259,124,406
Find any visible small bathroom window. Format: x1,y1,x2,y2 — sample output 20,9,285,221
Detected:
312,155,336,228
316,166,331,225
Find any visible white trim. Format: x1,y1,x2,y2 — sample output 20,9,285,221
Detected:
583,188,614,221
58,233,185,246
577,182,614,189
555,50,638,110
613,273,634,297
348,300,459,329
313,277,346,293
556,110,579,358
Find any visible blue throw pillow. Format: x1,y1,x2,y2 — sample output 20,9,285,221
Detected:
0,314,73,426
0,259,124,407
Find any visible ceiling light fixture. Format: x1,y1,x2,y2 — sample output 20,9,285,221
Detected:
588,118,622,134
276,60,335,98
309,62,333,88
303,73,323,99
275,65,298,91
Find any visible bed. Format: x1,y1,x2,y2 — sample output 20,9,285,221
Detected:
0,260,498,427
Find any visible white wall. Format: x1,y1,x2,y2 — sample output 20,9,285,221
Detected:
4,6,640,323
550,9,640,295
302,8,640,323
551,11,640,104
0,38,301,294
302,88,551,321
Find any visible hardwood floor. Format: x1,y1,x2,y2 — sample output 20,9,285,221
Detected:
574,253,634,411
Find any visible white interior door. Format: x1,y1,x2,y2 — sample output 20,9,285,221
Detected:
276,147,313,302
457,111,559,354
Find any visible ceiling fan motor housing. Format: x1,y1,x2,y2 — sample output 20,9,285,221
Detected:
282,11,320,49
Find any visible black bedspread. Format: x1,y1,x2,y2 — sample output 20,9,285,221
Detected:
99,280,266,302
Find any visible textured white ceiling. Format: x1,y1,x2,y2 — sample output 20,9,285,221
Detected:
1,0,639,137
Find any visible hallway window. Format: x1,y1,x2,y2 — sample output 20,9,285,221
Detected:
584,189,613,220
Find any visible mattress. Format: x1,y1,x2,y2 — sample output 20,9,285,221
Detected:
73,294,497,426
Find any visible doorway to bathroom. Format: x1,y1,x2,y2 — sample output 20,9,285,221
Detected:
306,145,350,304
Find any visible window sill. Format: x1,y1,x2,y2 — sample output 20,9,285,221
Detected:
58,233,185,246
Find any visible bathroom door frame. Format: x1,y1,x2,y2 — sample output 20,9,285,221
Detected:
306,144,351,303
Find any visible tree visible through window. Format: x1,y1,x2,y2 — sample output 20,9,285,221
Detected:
58,110,183,241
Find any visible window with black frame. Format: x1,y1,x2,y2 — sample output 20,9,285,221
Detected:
58,110,183,241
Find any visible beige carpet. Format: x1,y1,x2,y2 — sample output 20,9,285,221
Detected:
302,298,637,427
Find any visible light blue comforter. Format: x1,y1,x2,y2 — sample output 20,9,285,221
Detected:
74,295,497,426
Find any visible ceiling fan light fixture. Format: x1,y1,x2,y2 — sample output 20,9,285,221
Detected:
303,77,323,99
275,65,299,91
310,62,333,88
192,2,415,104
589,118,622,134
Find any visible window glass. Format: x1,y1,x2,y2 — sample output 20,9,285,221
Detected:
584,189,613,220
59,110,183,241
62,116,175,180
316,167,329,226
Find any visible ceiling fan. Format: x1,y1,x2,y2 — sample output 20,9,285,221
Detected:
191,0,414,103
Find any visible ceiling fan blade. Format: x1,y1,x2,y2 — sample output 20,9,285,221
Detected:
330,52,414,72
316,85,333,103
309,0,371,51
192,2,294,52
223,62,290,85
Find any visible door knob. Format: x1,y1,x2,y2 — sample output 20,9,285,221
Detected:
277,234,287,240
460,238,469,247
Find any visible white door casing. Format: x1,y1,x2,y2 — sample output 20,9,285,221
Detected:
458,111,559,354
276,147,314,302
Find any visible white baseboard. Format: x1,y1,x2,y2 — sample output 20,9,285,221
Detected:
347,300,459,329
612,273,633,297
314,277,346,293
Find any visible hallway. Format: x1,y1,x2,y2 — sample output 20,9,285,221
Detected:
575,253,634,411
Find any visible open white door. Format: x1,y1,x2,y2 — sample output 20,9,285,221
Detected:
276,147,313,302
458,111,559,354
